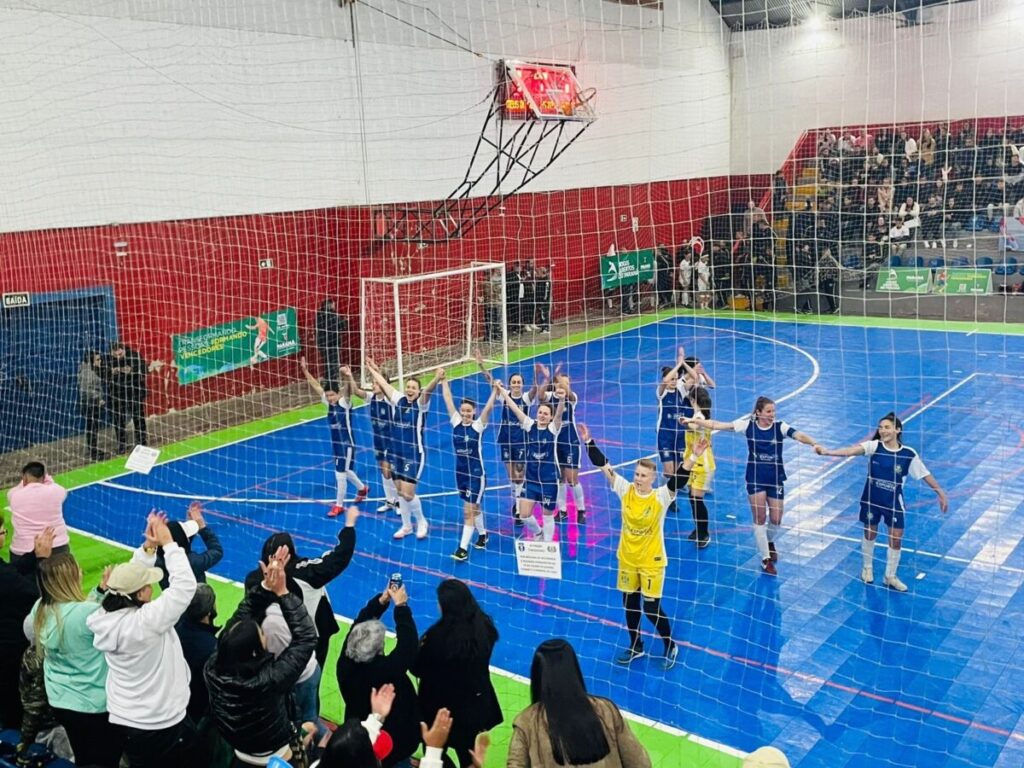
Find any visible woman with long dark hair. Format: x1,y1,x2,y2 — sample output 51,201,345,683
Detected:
508,639,650,767
412,580,501,767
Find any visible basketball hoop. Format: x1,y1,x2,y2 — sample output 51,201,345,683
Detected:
567,87,597,119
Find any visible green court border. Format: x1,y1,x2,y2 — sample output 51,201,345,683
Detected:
35,309,1022,765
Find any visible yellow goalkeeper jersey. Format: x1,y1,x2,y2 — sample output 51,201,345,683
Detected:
612,475,673,569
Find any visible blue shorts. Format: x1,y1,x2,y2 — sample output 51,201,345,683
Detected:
334,447,354,474
657,431,684,463
556,440,581,470
523,480,558,511
391,453,423,484
746,482,784,499
374,448,389,465
457,473,486,505
860,502,905,530
500,442,527,463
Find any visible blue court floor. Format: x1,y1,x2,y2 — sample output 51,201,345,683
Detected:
66,317,1024,768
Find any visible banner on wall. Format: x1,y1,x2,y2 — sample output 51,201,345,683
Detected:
599,248,656,290
933,268,993,296
172,307,299,385
875,267,933,294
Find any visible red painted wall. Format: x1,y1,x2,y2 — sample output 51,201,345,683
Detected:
0,174,765,416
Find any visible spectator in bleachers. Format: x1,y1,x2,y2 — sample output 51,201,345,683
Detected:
655,245,674,309
773,171,788,212
710,243,731,308
507,638,651,768
920,128,936,176
7,461,70,566
413,579,502,768
314,686,398,768
87,512,198,768
19,618,74,760
155,502,222,589
31,552,124,767
920,192,944,247
818,249,841,314
890,196,921,243
794,244,817,314
79,349,107,461
677,248,693,307
174,584,218,725
337,582,420,768
245,506,357,670
206,544,318,767
0,521,52,731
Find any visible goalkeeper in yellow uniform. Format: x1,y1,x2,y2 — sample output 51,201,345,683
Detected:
579,424,708,671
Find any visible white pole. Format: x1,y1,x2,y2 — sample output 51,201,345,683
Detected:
392,280,404,387
466,269,475,362
359,279,368,388
500,263,509,367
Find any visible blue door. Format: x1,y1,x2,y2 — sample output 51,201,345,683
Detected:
0,289,116,454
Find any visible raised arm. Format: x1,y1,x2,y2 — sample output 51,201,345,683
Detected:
658,347,687,396
550,387,567,432
365,358,399,401
420,368,444,407
440,377,457,419
478,382,499,427
496,383,529,426
473,348,496,386
532,362,550,401
579,424,616,486
340,365,367,400
299,357,324,397
695,362,716,389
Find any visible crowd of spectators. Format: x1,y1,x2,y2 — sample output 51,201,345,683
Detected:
1,461,663,768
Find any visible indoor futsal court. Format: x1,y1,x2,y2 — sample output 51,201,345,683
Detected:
61,316,1024,767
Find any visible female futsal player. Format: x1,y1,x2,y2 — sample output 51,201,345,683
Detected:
496,381,565,541
688,396,820,574
365,358,441,540
541,367,586,524
681,386,715,547
300,358,369,517
338,366,400,514
440,375,498,561
815,412,948,591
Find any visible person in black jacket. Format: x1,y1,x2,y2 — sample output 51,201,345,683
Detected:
107,341,148,453
156,503,224,590
337,584,419,767
205,546,317,766
533,266,552,333
175,584,219,724
0,521,53,729
315,299,346,393
244,507,358,669
412,579,502,768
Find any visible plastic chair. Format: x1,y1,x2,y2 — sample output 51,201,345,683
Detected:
927,257,944,269
888,254,902,267
913,256,925,268
994,256,1019,275
976,256,994,268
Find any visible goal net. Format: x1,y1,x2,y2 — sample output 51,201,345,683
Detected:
359,262,508,385
1,1,1022,767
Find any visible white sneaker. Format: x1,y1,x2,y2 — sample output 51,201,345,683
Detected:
393,526,413,540
377,502,393,513
416,520,429,539
953,239,959,248
884,575,908,592
931,242,938,249
922,241,930,248
861,566,874,584
940,240,946,248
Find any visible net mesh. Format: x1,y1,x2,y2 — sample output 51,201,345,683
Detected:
1,2,1023,767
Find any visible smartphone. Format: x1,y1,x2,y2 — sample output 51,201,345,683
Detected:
389,572,403,590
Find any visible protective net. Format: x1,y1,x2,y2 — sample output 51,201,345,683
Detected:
2,1,1023,766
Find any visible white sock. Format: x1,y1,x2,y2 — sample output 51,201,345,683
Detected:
885,547,902,579
345,469,365,490
513,481,525,499
572,482,586,511
397,497,413,529
523,515,542,536
753,524,770,560
556,483,567,512
474,511,486,534
382,474,398,504
861,538,875,569
334,472,348,506
766,521,780,542
460,524,474,550
410,495,427,526
542,515,556,541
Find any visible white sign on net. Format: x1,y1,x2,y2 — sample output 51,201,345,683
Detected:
514,540,563,579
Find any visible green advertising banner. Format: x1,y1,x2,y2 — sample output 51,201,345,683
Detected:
875,267,933,294
934,268,993,296
600,249,656,290
173,307,300,385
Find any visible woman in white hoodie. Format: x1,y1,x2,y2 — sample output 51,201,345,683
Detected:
87,512,198,768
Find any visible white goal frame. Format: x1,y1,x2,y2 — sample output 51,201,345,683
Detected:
359,261,508,387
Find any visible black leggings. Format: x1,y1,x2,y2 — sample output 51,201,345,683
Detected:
52,707,125,767
623,592,672,652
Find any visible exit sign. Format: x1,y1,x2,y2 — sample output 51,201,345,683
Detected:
259,258,275,270
3,292,30,309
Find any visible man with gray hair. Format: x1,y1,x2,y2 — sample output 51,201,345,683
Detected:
336,582,420,768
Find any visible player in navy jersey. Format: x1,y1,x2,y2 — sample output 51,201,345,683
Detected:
541,368,586,524
441,375,499,561
496,380,566,541
656,348,691,482
689,396,821,574
365,358,441,540
816,413,947,591
339,366,400,514
300,358,369,517
474,351,545,527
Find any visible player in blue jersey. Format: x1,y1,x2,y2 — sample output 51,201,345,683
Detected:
496,380,566,541
300,358,369,517
339,366,400,514
689,396,821,575
441,375,499,561
365,358,441,540
656,348,691,481
474,351,545,528
816,413,948,591
541,367,586,525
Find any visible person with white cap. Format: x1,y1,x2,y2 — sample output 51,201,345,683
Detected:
87,511,198,768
